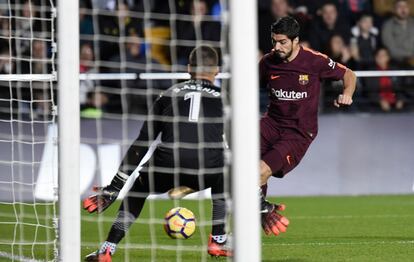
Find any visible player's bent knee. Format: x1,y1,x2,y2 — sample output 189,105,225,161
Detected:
260,161,273,176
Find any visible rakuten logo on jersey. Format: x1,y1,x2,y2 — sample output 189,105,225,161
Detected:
271,88,308,101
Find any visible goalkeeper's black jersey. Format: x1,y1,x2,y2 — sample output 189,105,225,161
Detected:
137,79,225,171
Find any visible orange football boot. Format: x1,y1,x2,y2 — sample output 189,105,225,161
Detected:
84,247,112,262
207,234,233,257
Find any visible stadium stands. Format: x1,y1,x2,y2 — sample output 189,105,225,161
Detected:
1,0,413,118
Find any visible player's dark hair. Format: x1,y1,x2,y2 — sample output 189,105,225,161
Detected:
188,45,218,73
271,16,300,41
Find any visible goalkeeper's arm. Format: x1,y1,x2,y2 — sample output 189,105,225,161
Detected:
83,97,164,213
83,122,159,213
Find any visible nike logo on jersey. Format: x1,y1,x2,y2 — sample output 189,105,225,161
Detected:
270,75,280,80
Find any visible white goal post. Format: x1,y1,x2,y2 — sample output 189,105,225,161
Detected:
57,0,80,261
229,0,261,261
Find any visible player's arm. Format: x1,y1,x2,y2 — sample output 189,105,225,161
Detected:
334,68,356,108
83,95,166,213
315,52,357,108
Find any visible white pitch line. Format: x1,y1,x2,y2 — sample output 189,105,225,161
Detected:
0,251,46,262
291,214,414,220
263,240,414,247
82,242,205,252
1,212,412,222
81,240,414,251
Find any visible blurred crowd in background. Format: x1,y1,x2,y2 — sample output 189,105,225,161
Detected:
1,0,414,120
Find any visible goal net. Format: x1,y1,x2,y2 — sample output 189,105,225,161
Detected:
0,0,58,261
75,0,259,261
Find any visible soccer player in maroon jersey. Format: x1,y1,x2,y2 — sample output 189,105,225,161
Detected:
259,16,357,236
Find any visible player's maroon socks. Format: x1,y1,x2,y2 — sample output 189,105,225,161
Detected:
261,184,268,197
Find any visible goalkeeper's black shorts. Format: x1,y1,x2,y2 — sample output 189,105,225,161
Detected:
131,146,225,196
140,147,224,175
133,170,224,196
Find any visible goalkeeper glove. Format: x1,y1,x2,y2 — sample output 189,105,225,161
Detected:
83,171,128,214
260,189,289,236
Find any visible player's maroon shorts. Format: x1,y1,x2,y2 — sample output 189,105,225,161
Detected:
260,116,312,178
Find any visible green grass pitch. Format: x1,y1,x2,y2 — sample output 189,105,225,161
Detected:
0,195,413,261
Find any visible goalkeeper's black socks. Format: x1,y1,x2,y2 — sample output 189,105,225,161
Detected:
211,197,226,236
107,210,138,244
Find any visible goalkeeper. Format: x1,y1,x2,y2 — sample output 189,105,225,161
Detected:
83,45,232,261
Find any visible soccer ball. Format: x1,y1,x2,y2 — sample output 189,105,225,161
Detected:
163,207,196,239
